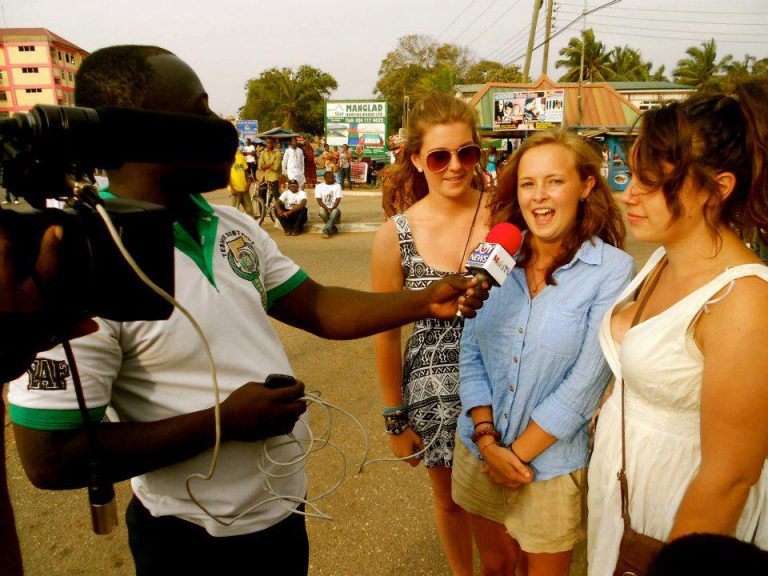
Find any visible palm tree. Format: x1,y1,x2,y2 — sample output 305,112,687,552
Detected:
606,46,650,81
556,29,612,82
673,39,732,91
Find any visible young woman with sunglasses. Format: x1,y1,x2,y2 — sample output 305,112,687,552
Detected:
588,81,768,575
371,93,490,575
451,130,633,576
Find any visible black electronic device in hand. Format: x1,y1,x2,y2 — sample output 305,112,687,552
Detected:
265,374,296,389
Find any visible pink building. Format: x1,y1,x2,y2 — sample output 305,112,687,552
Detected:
0,28,89,118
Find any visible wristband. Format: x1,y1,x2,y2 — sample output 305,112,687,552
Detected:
510,445,531,466
473,420,494,430
471,426,501,444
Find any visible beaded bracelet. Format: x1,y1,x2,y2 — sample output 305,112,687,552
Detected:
471,426,501,444
384,409,409,436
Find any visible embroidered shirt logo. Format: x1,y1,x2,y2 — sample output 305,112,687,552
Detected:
219,230,267,307
27,359,70,391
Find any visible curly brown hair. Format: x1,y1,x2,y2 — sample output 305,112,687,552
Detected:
631,79,768,245
381,93,485,214
488,130,626,286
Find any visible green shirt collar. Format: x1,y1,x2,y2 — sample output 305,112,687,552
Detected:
98,190,219,288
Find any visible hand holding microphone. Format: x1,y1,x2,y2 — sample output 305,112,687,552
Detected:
451,222,524,327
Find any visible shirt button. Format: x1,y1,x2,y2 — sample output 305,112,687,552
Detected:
503,413,508,419
509,385,515,392
519,327,524,334
513,356,519,363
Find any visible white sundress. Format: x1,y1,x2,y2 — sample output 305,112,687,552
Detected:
587,247,768,575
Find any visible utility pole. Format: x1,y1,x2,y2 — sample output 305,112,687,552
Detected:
577,0,587,127
523,0,544,82
541,0,554,76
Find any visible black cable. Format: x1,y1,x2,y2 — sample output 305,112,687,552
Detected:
453,0,501,42
437,0,476,39
62,340,117,534
467,0,524,46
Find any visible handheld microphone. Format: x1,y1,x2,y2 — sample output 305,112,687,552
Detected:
451,222,523,327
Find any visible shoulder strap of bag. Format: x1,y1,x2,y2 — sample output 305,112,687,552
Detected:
619,255,669,530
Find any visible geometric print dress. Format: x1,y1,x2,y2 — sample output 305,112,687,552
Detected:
394,214,468,468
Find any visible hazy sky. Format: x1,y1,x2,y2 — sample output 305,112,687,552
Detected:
4,0,767,116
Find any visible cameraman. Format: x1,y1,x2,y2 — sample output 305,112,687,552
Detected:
6,46,487,575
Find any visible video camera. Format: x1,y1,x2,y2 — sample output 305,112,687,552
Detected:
0,104,238,346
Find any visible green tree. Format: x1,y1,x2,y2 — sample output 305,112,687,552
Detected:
374,34,475,131
464,60,523,84
673,39,732,91
240,65,337,133
416,62,461,94
753,58,768,76
606,46,649,81
555,29,612,82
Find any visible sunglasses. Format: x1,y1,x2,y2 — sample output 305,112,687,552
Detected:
425,144,482,173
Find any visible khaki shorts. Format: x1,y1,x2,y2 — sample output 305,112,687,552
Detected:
451,440,586,554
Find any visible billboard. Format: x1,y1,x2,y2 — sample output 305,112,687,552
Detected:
493,90,565,131
236,120,260,145
325,100,388,159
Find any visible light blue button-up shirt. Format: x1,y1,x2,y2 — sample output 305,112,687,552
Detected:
458,236,635,481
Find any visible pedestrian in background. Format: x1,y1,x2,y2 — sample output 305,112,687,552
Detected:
276,179,308,236
339,144,353,190
228,149,254,217
258,137,282,201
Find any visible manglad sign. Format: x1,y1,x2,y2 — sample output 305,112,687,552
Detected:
493,90,565,131
325,100,388,159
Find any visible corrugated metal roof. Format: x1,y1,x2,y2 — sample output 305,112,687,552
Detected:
471,75,641,130
608,81,692,91
0,28,88,54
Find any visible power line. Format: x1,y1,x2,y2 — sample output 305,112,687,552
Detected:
467,0,523,46
504,0,624,66
485,23,532,60
453,0,501,42
495,20,548,64
555,2,768,15
587,18,768,37
437,0,475,39
556,8,768,25
592,28,768,45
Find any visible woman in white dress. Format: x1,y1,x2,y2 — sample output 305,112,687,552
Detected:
588,80,768,574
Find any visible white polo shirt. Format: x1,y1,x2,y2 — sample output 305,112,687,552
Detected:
9,194,309,537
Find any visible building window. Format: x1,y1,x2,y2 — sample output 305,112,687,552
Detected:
18,46,36,52
65,54,70,63
21,67,40,73
68,72,73,81
0,92,7,101
58,50,62,60
25,88,43,93
71,55,76,65
0,112,9,119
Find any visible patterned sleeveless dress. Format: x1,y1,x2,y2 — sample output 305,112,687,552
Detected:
394,214,467,468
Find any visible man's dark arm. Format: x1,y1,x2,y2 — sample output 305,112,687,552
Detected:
13,380,305,490
268,277,486,340
315,198,329,212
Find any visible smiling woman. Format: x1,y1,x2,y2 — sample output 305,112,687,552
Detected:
371,93,491,576
451,130,634,576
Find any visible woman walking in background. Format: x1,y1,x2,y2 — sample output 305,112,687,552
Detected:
453,130,633,576
589,80,768,575
371,93,489,576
